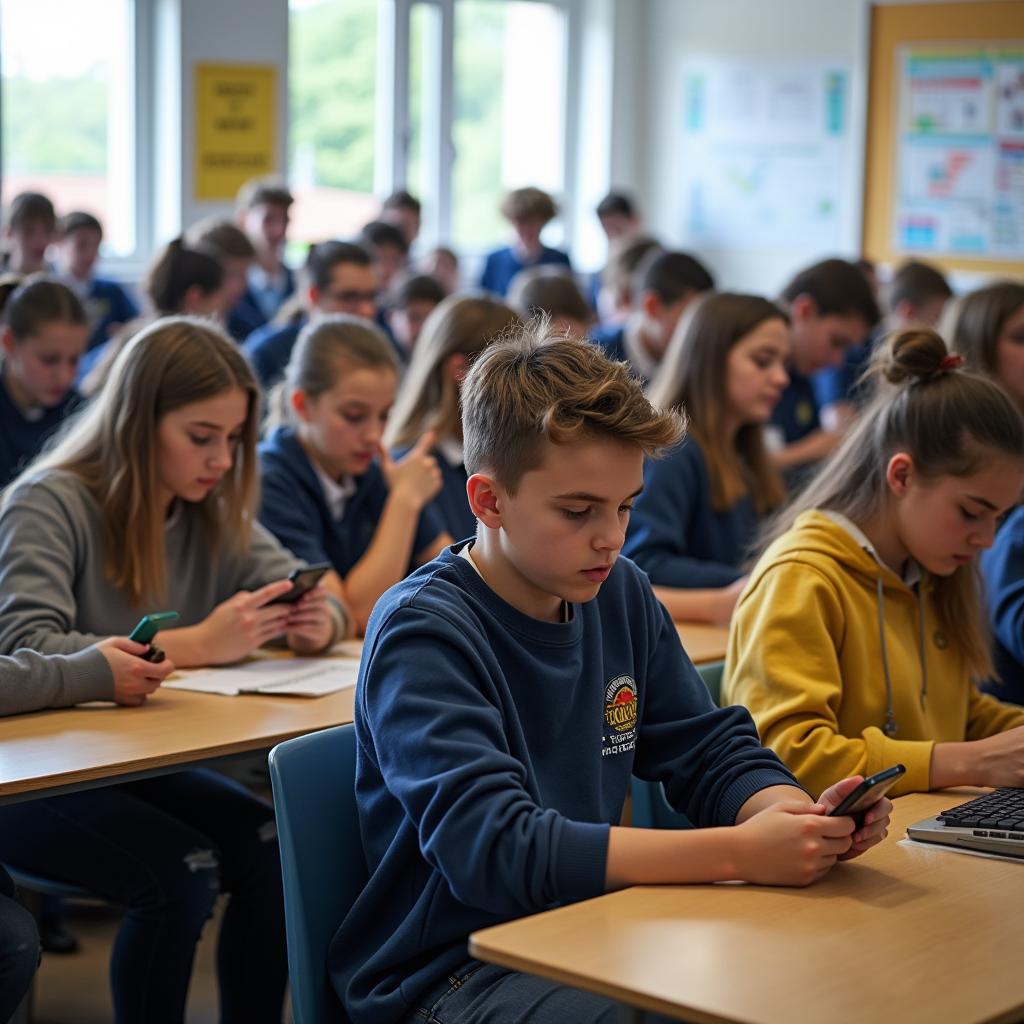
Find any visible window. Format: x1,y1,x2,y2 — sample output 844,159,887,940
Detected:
0,0,135,256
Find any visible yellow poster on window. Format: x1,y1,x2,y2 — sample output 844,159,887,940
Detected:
194,63,276,201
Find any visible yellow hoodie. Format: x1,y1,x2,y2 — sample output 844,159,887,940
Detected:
724,510,1024,797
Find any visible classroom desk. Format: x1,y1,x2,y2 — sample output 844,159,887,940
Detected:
471,790,1024,1024
674,622,728,666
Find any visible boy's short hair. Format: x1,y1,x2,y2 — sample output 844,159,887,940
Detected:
888,260,952,311
462,319,685,493
185,217,257,260
388,273,445,309
382,190,422,215
499,187,558,225
305,240,373,291
637,250,715,305
6,192,56,231
360,220,409,255
57,211,103,238
596,190,638,220
507,267,592,326
781,258,881,326
602,235,661,294
236,175,294,212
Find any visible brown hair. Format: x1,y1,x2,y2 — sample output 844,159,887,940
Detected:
887,260,952,313
11,317,261,605
601,235,661,303
236,175,294,212
185,217,257,260
385,295,522,449
762,327,1024,680
649,293,787,515
949,281,1024,379
0,274,87,338
145,238,224,314
57,211,103,239
268,314,397,430
5,192,56,232
462,318,685,493
507,267,591,328
499,187,558,224
781,258,881,326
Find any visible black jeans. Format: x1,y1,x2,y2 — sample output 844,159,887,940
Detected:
0,769,287,1024
0,865,38,1021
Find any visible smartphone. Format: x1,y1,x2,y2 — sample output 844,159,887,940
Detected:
128,611,180,645
269,562,331,604
828,764,906,825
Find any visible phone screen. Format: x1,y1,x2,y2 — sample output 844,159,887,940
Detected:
270,563,330,604
829,764,905,819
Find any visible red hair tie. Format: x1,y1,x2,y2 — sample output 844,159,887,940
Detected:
940,354,964,371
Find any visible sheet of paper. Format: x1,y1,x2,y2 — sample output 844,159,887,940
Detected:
164,656,360,697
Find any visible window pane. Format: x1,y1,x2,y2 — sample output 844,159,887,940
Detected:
289,0,379,248
452,1,566,252
0,0,134,256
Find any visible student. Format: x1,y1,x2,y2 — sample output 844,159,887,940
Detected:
595,234,661,327
380,189,422,248
330,325,891,1024
0,276,87,487
595,189,642,243
591,249,714,385
0,864,39,1022
507,265,592,338
950,281,1024,407
0,316,342,1024
359,220,409,294
79,238,226,394
725,328,1024,799
625,294,789,623
233,175,295,331
385,273,445,358
479,187,571,297
259,315,450,634
814,259,952,432
420,245,460,295
2,192,56,275
770,258,880,477
186,216,260,341
243,240,377,391
54,211,140,351
385,294,522,541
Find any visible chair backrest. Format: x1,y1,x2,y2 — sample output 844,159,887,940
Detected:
269,723,366,1024
698,659,724,706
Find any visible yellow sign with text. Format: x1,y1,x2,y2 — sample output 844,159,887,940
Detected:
194,63,276,201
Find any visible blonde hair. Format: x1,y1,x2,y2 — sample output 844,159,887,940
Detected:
385,295,522,450
462,318,685,493
268,314,397,431
761,327,1024,680
8,317,261,606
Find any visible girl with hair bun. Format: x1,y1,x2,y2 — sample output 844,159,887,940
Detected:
725,327,1024,797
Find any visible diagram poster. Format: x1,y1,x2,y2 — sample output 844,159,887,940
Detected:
894,46,1024,260
679,62,852,248
194,63,277,201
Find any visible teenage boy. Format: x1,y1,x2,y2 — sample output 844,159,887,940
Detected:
2,192,56,275
234,176,295,330
54,211,139,351
330,325,892,1023
592,249,714,385
770,258,880,477
380,189,422,249
385,273,445,357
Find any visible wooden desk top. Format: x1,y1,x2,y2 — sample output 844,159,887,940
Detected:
674,622,729,666
471,790,1024,1024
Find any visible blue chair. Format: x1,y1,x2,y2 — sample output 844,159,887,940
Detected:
631,660,725,830
268,723,365,1024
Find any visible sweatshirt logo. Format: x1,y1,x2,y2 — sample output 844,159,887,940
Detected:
605,675,638,733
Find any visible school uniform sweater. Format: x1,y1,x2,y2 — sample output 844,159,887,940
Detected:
331,543,798,1023
770,367,820,444
389,440,475,542
0,373,81,488
258,426,443,576
478,245,571,298
242,320,304,390
724,510,1024,797
981,506,1024,705
74,276,139,351
0,470,300,675
811,327,880,411
623,437,756,588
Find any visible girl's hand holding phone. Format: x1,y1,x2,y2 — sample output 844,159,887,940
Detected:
283,584,335,652
96,637,176,706
196,580,296,664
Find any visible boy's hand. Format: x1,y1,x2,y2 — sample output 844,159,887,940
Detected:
815,776,892,861
735,800,854,886
96,637,175,706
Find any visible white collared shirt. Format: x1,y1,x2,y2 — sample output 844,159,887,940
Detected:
312,463,358,521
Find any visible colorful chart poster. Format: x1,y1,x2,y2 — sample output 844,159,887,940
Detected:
894,46,1024,260
194,63,277,201
679,62,851,248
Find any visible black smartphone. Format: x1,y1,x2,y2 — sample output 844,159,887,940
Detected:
269,562,331,604
828,764,906,825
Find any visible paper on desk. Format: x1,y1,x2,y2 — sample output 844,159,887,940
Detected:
164,656,360,697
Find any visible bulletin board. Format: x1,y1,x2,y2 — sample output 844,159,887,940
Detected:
862,1,1024,275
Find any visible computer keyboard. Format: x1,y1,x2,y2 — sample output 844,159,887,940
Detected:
938,789,1024,834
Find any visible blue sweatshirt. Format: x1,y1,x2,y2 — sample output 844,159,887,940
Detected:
812,327,880,410
390,445,475,542
771,368,820,445
258,426,443,576
982,507,1024,705
243,320,304,390
479,245,571,297
330,543,799,1022
623,437,756,588
590,323,628,363
0,372,81,488
82,277,139,351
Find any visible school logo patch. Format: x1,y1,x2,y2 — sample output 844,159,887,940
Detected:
605,675,638,733
934,630,948,650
